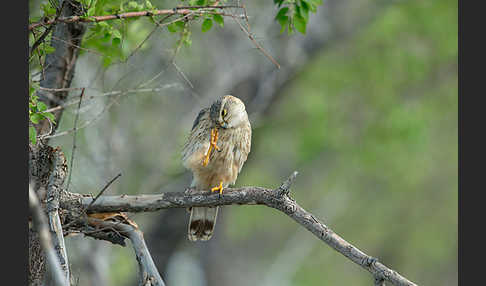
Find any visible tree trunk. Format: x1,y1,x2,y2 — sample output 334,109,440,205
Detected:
36,0,86,138
29,1,85,284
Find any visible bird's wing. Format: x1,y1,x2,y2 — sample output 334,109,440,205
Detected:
235,122,252,174
182,108,211,170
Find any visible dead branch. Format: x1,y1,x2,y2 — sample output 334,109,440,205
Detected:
65,88,85,192
60,172,417,286
91,219,166,286
45,152,70,284
232,15,281,69
30,186,68,286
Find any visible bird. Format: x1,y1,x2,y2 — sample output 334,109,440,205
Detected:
182,95,252,241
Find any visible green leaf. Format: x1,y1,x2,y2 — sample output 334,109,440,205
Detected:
273,0,285,7
280,22,287,34
183,37,192,47
201,18,213,33
175,21,186,29
128,1,138,9
87,6,96,16
294,13,307,34
29,126,37,145
98,21,109,28
275,7,289,29
30,113,43,124
44,45,56,54
299,0,310,19
112,37,121,46
37,101,47,112
213,14,224,27
308,0,322,12
42,112,56,124
101,32,112,42
196,0,207,6
102,56,112,67
112,29,122,39
32,82,40,91
275,7,289,21
278,16,289,32
288,21,294,35
145,0,153,9
167,23,179,33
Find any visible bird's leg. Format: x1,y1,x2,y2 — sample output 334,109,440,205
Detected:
211,181,224,195
211,128,220,151
202,128,220,166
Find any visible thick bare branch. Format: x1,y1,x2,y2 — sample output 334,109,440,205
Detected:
60,172,417,286
92,220,166,286
30,186,68,286
46,153,70,284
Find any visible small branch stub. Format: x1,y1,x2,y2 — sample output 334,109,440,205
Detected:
277,171,298,196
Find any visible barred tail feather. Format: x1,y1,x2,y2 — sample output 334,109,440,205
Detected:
188,206,219,241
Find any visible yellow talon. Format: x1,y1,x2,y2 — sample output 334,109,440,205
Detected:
211,181,224,195
202,128,220,166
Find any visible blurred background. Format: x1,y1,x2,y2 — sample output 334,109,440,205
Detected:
30,0,457,285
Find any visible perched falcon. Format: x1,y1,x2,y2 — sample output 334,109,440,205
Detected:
182,95,252,241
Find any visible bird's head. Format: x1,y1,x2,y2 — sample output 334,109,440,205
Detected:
210,95,248,129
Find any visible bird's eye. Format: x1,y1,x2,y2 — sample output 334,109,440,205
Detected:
221,109,227,117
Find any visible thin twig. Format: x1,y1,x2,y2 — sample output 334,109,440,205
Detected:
66,88,85,192
39,86,87,92
43,85,180,114
50,35,106,57
125,14,174,61
242,4,251,32
232,15,281,69
63,173,122,230
43,95,118,139
86,173,123,211
42,83,181,139
29,1,66,57
172,61,194,89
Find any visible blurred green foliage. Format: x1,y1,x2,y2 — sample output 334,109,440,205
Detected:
228,0,457,285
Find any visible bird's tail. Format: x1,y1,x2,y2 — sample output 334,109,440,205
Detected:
188,206,219,241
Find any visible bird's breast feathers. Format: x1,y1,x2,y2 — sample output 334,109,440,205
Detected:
183,124,251,189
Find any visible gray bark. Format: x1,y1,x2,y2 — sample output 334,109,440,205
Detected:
29,0,85,283
29,186,68,286
46,154,70,284
36,0,86,138
60,172,418,286
29,144,68,285
91,220,166,286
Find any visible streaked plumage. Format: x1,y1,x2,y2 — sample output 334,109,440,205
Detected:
182,95,252,241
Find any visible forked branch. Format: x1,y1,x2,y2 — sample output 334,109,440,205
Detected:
30,186,68,286
88,218,166,286
61,172,417,286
